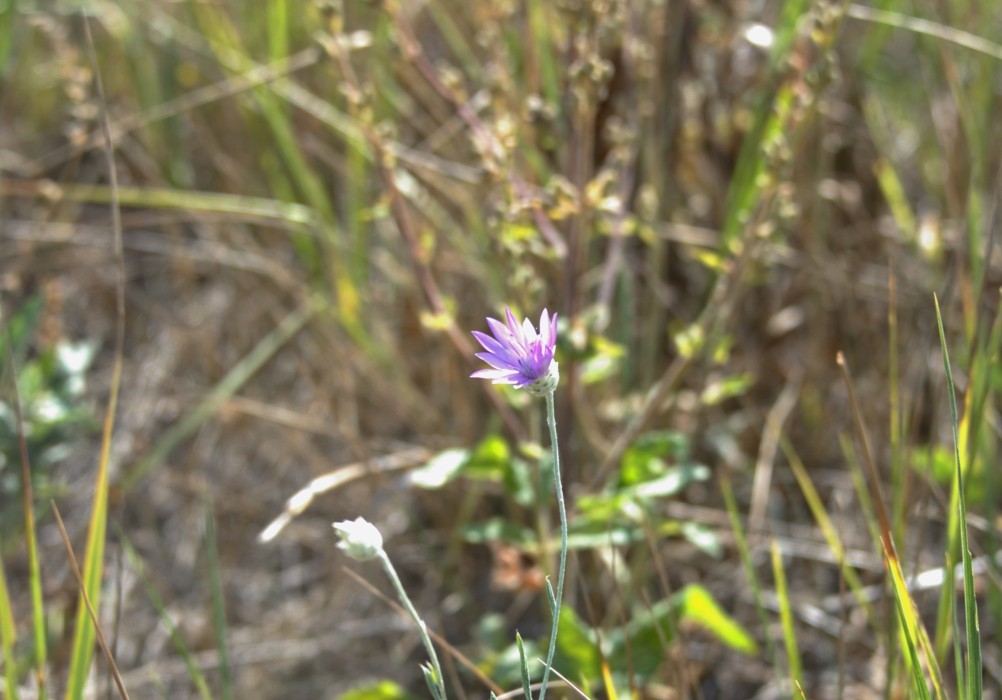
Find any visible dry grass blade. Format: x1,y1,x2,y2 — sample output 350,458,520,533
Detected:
257,445,431,543
51,503,130,700
847,4,1002,61
748,374,802,534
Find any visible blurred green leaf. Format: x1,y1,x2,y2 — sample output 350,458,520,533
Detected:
624,466,710,500
466,435,510,474
580,336,625,385
700,373,754,406
0,304,97,538
552,607,602,689
678,584,758,655
607,583,757,684
619,430,690,486
461,436,534,505
458,518,535,549
680,521,723,559
339,680,421,700
564,525,644,549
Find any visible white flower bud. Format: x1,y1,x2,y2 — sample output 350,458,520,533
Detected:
333,517,384,561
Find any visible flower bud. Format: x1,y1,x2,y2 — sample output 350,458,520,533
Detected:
333,517,384,561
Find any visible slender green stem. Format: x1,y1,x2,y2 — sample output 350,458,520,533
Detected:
377,549,447,700
537,389,567,700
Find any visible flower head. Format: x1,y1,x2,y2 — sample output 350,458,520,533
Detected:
471,307,559,396
333,517,384,561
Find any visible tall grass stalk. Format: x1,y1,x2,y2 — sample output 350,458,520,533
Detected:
934,294,982,699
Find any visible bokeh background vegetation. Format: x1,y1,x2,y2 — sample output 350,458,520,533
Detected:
2,0,1001,697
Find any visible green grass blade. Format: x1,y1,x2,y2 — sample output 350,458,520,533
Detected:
204,496,233,700
0,181,319,226
719,471,775,666
191,3,356,316
781,436,875,626
934,294,982,699
0,542,19,700
525,0,560,108
884,548,932,700
65,373,116,698
770,540,801,695
64,329,119,700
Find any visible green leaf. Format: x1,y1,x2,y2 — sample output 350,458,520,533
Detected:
463,435,510,478
607,583,757,683
551,607,602,688
619,431,690,486
680,521,723,559
677,585,758,655
700,373,754,406
516,632,533,700
421,664,443,700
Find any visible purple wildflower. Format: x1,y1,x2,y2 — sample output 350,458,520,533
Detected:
471,307,559,395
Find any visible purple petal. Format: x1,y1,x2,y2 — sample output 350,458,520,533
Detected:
475,351,518,371
538,309,550,347
521,316,537,343
505,307,526,345
471,368,518,383
471,330,518,363
487,317,525,358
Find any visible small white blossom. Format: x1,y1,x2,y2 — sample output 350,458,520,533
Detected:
333,517,384,561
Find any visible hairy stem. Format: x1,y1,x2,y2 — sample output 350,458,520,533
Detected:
537,389,567,700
